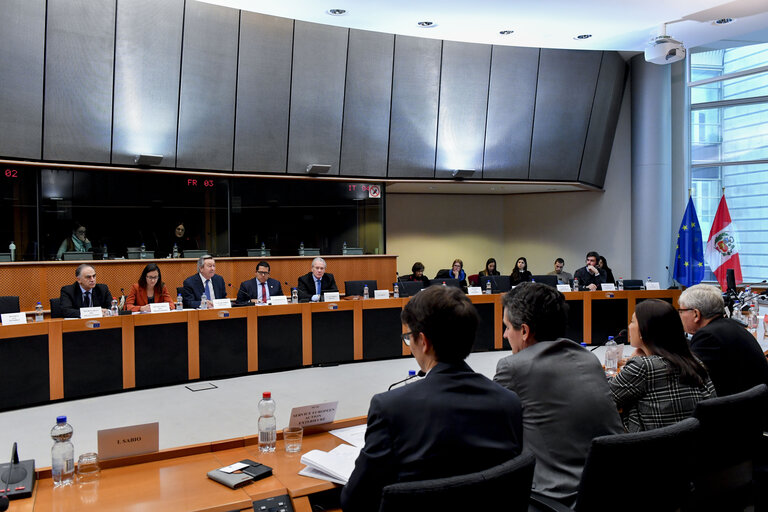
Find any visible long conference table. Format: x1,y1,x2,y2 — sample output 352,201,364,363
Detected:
0,285,681,412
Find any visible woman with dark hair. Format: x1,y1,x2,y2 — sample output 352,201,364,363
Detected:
56,221,92,260
479,258,500,277
407,261,431,285
126,263,176,312
609,299,715,432
597,255,615,284
168,221,198,258
509,257,532,286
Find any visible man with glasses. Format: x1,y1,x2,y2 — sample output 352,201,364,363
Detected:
59,264,113,318
236,261,283,304
678,283,768,396
181,255,227,309
341,286,523,512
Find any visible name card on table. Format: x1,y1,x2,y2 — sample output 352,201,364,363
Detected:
270,295,288,305
467,287,482,295
557,284,572,293
149,302,171,313
288,401,338,428
601,283,616,291
211,298,232,309
80,307,103,318
645,281,661,290
98,422,159,460
374,290,390,299
324,292,340,302
1,312,27,325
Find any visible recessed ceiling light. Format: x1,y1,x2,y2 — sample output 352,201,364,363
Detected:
327,8,346,16
417,21,437,28
499,30,514,35
574,34,592,40
714,17,734,25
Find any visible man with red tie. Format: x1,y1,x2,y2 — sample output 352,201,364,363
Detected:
236,261,284,304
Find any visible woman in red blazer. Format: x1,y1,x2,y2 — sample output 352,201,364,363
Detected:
126,263,176,312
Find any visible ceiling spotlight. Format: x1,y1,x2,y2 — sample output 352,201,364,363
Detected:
714,17,734,25
327,8,346,16
574,34,592,40
417,21,437,28
499,30,514,35
306,164,332,174
134,154,163,166
451,169,476,179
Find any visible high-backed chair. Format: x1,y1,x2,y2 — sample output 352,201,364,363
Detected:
49,298,63,319
379,450,535,512
530,417,700,512
344,280,378,297
467,274,480,287
532,275,558,287
0,296,20,314
687,384,768,511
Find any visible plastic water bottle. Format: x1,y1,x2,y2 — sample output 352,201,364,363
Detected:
363,284,369,299
291,288,299,303
8,241,15,262
35,302,44,322
618,278,624,291
51,416,74,487
200,295,208,309
393,283,399,298
102,244,108,260
140,243,146,258
572,278,579,292
258,392,277,453
172,243,179,258
299,241,304,255
342,241,347,255
604,336,618,377
644,276,651,290
442,281,446,287
486,279,492,295
176,293,183,311
109,298,118,317
731,301,742,322
405,369,417,384
260,241,266,251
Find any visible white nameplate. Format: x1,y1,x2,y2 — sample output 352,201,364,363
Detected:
149,302,171,313
557,284,572,293
270,295,288,305
288,401,338,428
97,422,159,460
324,292,340,302
80,306,103,318
1,312,27,326
645,281,661,290
211,298,232,309
374,289,389,299
467,286,482,295
601,283,616,291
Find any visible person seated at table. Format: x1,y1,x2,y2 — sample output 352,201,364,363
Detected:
167,221,198,258
405,261,431,285
181,255,227,309
547,257,573,284
56,221,92,260
237,260,283,303
609,299,715,432
509,256,532,286
494,282,623,506
59,264,114,318
341,286,523,512
125,263,176,312
297,257,338,302
479,257,500,277
435,258,468,291
573,251,607,291
597,255,616,284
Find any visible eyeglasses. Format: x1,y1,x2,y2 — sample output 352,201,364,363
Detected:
401,332,412,346
677,308,693,314
256,271,270,275
146,275,159,280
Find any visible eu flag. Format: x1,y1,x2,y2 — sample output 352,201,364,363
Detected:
673,197,705,287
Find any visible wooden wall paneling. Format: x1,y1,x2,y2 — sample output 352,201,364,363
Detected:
247,306,259,372
48,320,64,399
353,300,363,360
301,305,312,366
187,310,200,379
122,314,135,389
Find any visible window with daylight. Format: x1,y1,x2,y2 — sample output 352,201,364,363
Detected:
689,42,768,283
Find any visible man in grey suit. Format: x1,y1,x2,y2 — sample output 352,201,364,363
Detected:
494,282,623,506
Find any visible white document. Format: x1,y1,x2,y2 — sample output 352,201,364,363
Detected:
80,306,103,318
373,289,389,299
324,292,340,302
1,312,27,325
299,444,361,484
289,401,338,428
645,281,661,290
601,283,616,291
467,286,482,295
211,298,232,309
330,424,367,448
557,284,571,293
149,302,171,313
270,295,288,305
298,465,347,485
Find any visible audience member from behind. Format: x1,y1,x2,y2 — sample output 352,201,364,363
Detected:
181,255,227,309
126,263,176,312
509,257,532,286
494,282,622,506
59,264,114,318
406,261,431,285
56,221,92,260
573,251,606,291
597,255,615,284
237,261,284,304
479,257,501,277
547,257,573,284
342,286,523,512
609,299,715,432
297,257,338,302
679,284,768,396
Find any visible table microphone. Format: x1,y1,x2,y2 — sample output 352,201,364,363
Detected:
387,370,425,391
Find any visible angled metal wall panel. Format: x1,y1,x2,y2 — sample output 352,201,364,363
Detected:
44,0,116,163
579,52,627,187
176,1,239,170
435,41,491,179
234,12,293,173
339,29,394,178
388,36,441,178
0,0,45,159
529,49,602,181
112,0,183,167
483,46,540,180
287,21,348,175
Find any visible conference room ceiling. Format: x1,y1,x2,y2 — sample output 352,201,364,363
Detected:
201,0,768,52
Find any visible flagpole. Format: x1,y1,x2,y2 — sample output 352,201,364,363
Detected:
688,188,691,198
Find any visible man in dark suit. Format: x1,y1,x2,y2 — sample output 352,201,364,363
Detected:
679,283,768,397
236,260,283,303
181,255,227,309
341,286,523,512
296,257,338,302
573,251,607,291
59,263,114,318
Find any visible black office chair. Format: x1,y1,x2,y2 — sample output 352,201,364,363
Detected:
429,278,460,289
0,296,20,314
687,384,768,511
532,275,558,287
480,275,511,293
49,298,63,319
344,280,378,297
622,279,644,290
530,417,700,512
379,450,535,512
397,281,424,297
176,286,184,296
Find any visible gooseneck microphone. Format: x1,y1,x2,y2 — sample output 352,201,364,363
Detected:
388,370,425,391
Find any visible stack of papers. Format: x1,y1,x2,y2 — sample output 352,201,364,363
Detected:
299,444,361,484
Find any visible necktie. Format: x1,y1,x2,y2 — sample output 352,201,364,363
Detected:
84,291,91,307
261,282,267,303
316,279,322,296
205,279,212,301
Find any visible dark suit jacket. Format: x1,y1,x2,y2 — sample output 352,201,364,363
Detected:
296,272,338,302
181,273,227,308
237,277,283,303
573,266,607,290
341,361,523,512
59,282,113,318
690,316,768,397
510,269,533,286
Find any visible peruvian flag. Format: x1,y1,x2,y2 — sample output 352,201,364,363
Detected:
704,195,742,290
